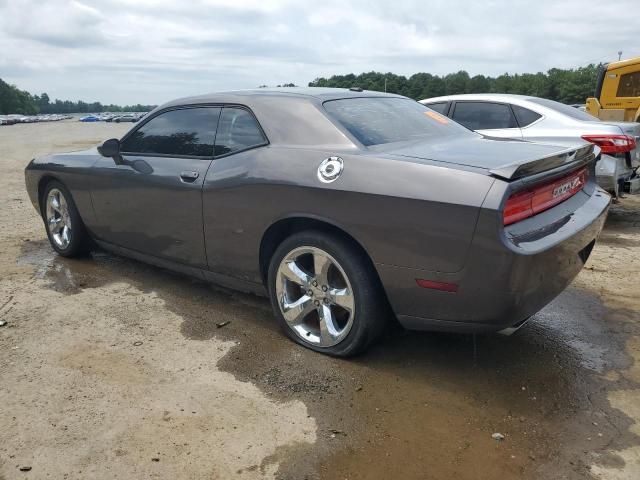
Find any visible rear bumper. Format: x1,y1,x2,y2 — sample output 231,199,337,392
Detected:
378,187,610,333
596,154,634,193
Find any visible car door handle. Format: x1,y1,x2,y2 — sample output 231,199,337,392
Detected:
180,171,199,183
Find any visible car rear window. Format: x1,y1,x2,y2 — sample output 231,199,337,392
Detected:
528,97,597,121
323,97,471,147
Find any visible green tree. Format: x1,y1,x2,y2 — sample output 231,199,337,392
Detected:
309,65,600,104
444,71,470,95
468,75,491,93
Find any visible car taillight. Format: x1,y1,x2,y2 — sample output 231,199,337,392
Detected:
503,167,588,226
581,134,636,154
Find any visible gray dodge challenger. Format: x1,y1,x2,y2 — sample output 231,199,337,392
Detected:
25,88,610,356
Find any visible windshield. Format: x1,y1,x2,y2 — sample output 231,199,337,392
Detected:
528,97,597,122
323,97,473,146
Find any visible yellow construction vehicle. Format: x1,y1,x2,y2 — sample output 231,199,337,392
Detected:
586,57,640,122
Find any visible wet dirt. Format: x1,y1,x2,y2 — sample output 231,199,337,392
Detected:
1,122,640,479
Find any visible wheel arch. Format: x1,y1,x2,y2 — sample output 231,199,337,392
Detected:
258,215,379,286
37,174,63,214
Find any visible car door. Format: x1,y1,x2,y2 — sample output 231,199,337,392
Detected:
90,106,221,268
450,101,523,139
201,106,269,282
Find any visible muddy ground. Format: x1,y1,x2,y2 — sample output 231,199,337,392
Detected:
0,120,639,479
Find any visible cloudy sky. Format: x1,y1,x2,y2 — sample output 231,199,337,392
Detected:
1,0,638,105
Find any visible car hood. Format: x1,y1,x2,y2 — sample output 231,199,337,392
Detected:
58,147,100,156
374,135,595,180
33,147,100,167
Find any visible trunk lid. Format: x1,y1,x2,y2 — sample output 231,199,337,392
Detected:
376,136,596,180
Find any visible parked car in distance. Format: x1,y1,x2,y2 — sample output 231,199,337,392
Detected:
7,114,33,123
25,88,609,356
113,114,138,123
79,115,100,122
420,94,639,197
1,113,72,125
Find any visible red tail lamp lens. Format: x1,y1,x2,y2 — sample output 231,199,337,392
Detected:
581,134,636,154
503,168,588,226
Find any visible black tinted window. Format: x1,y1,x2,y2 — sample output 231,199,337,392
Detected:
617,72,640,98
452,102,518,130
425,102,448,114
121,107,219,156
528,97,596,121
323,97,472,147
512,105,542,127
215,108,266,156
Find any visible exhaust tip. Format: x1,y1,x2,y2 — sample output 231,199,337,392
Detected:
497,317,531,336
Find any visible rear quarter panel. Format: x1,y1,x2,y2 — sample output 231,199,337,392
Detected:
202,146,495,284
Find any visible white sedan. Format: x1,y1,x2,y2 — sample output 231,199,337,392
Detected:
420,94,640,197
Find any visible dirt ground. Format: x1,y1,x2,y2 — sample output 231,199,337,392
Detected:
1,120,639,480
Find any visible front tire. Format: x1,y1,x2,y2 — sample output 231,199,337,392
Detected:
268,230,387,356
41,181,89,257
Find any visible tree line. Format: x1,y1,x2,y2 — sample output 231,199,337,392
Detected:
1,64,601,115
0,78,156,115
309,64,600,104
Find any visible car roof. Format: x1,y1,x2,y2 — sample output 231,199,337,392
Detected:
152,88,408,149
419,93,575,119
421,93,537,103
144,88,404,149
163,87,403,108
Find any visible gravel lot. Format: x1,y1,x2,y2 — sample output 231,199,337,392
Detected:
1,120,639,479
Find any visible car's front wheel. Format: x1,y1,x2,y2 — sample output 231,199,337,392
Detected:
268,230,387,356
42,181,89,257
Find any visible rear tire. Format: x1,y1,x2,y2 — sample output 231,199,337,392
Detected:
41,180,89,257
267,230,387,356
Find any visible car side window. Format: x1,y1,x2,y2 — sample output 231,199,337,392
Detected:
121,107,220,157
214,108,267,156
452,102,518,130
425,102,449,115
512,105,542,127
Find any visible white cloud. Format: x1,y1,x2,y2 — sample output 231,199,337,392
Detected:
0,0,638,104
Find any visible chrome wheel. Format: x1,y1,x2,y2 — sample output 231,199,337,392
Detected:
276,246,355,347
45,188,72,249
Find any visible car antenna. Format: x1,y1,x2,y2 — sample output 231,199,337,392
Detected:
349,86,363,92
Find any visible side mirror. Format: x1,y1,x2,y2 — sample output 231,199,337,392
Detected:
98,138,121,158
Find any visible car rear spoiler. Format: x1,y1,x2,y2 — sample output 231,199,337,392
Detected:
489,144,597,181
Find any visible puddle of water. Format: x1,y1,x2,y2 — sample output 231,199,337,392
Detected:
18,240,112,294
